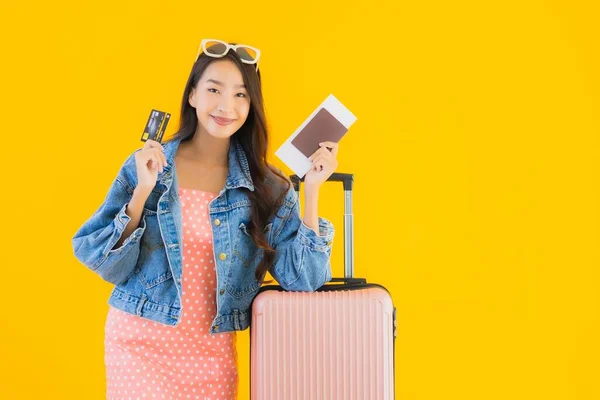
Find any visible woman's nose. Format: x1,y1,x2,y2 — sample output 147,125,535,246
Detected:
218,98,235,113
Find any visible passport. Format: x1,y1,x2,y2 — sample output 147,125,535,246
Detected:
275,94,357,178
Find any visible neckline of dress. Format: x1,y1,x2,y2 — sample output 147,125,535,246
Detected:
177,187,219,196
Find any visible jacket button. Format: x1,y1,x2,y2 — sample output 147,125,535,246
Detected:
220,289,225,295
219,253,227,261
214,219,221,226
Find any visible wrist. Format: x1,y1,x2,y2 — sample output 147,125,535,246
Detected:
304,183,320,195
134,185,153,199
304,186,320,206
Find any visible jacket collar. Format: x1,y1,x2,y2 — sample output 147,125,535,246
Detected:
158,135,255,192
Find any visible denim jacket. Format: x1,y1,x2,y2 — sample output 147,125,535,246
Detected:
71,136,334,334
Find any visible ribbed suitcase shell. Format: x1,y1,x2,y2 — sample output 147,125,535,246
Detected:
250,286,395,399
250,174,396,399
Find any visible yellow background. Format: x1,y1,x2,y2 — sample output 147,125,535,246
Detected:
1,0,598,398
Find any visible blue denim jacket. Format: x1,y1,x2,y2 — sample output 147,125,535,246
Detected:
72,136,334,333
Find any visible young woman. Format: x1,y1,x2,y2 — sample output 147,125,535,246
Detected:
72,39,340,399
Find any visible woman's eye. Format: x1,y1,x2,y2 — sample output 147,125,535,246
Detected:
208,88,219,93
236,93,247,98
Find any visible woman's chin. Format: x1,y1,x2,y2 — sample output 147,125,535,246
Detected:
207,125,237,139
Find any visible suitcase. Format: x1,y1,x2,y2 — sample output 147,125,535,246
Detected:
250,173,397,399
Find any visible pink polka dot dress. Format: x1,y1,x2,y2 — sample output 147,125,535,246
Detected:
104,188,238,399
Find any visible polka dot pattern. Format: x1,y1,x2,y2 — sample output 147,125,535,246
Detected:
104,188,238,399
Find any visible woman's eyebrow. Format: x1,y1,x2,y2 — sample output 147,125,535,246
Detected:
206,78,246,89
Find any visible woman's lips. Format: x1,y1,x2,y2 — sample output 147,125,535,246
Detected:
211,115,235,126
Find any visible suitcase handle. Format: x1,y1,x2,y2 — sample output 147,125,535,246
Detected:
290,173,354,191
290,173,355,279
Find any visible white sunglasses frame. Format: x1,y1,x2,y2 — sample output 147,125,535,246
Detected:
196,39,261,71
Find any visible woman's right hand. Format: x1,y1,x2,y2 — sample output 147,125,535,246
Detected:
134,139,167,191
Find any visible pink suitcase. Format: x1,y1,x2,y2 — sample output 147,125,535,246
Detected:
250,173,396,399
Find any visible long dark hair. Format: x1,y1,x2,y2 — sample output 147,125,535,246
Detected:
164,44,290,284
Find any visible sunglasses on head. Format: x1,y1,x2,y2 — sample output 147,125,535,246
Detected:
196,39,261,71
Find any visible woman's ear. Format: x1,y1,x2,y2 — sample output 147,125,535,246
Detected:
188,88,195,107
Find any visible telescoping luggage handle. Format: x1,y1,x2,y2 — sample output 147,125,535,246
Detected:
290,173,358,283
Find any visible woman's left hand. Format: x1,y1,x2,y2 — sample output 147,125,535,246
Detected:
304,141,339,188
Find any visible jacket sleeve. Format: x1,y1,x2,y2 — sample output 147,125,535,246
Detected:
71,152,147,285
268,185,335,291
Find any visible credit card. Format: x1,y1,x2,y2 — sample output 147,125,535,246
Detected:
141,109,171,144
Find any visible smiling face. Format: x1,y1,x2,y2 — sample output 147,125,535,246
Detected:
188,59,251,139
